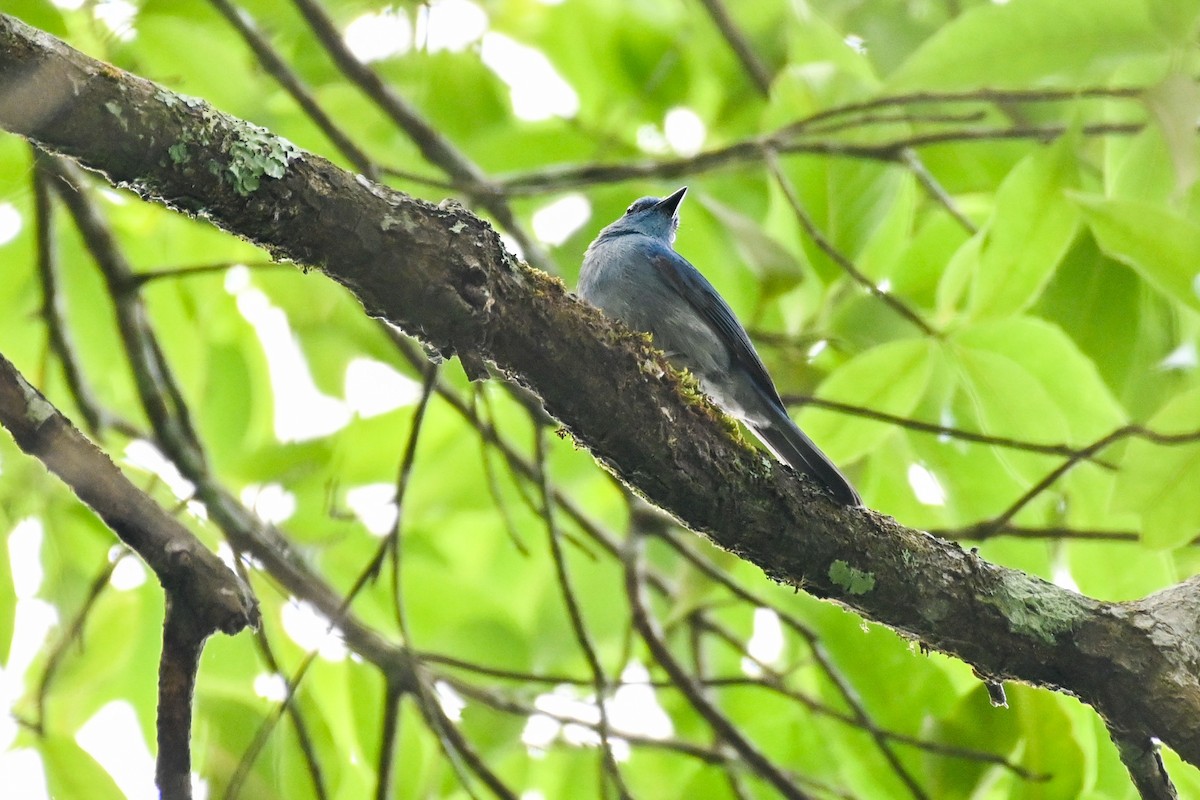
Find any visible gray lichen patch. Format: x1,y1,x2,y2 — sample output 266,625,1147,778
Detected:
104,100,127,130
16,372,53,426
986,571,1085,645
218,122,300,196
167,141,190,165
829,559,876,595
162,96,301,196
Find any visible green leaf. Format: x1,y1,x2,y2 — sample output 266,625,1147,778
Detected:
1145,0,1200,42
953,317,1125,442
41,735,125,800
1075,194,1200,311
946,336,1071,449
1143,73,1200,197
799,338,936,462
889,0,1169,90
784,159,910,282
1106,128,1178,205
968,136,1081,319
695,194,805,298
4,1,69,36
1009,687,1087,799
923,684,1021,797
856,172,918,281
1068,539,1175,601
935,231,982,319
1112,388,1200,548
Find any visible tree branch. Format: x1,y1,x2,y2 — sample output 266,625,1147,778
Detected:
0,350,260,798
3,15,1198,789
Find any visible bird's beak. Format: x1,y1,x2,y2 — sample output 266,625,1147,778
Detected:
655,186,688,216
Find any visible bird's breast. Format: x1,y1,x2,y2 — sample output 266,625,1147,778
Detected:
581,239,728,380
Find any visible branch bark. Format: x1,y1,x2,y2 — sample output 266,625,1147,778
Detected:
0,350,260,798
0,351,258,636
2,13,1198,787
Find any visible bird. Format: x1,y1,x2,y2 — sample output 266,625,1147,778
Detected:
578,186,860,506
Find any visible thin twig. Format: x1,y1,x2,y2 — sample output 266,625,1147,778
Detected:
232,555,330,800
900,148,978,235
695,0,772,96
694,612,929,799
207,0,379,179
535,424,632,798
415,675,518,800
390,332,603,561
29,552,122,736
383,360,440,632
781,85,1145,135
764,146,937,336
447,676,759,767
800,110,986,137
32,152,137,436
661,528,1040,787
498,118,1150,195
780,393,1115,461
966,424,1200,538
287,0,555,273
623,532,813,800
944,525,1140,543
130,259,286,286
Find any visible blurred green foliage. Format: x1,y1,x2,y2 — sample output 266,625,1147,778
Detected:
2,0,1200,797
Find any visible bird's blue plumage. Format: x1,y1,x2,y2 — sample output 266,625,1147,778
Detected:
579,187,860,506
649,247,781,410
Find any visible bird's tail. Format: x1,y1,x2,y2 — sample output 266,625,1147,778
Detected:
753,416,860,506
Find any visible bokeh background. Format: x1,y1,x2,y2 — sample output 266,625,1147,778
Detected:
2,0,1200,797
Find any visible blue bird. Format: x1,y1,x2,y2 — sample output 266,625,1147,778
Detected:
579,187,860,506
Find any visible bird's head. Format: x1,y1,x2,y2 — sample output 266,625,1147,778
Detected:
601,186,687,243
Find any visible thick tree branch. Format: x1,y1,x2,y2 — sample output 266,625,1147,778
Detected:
157,601,206,800
0,350,260,798
0,351,259,636
3,15,1199,788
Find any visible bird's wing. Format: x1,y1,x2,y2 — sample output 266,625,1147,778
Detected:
648,248,783,405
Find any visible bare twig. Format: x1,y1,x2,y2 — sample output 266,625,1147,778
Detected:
207,0,379,179
32,152,137,436
800,110,987,137
781,86,1145,135
695,0,772,96
946,525,1140,543
498,118,1150,195
781,393,1116,461
131,259,286,286
623,532,813,800
382,360,440,631
29,552,122,735
233,556,330,800
899,148,978,234
764,147,937,336
287,0,555,272
964,424,1200,539
414,675,518,800
535,425,631,798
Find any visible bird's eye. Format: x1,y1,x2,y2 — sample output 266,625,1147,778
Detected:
625,197,658,216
